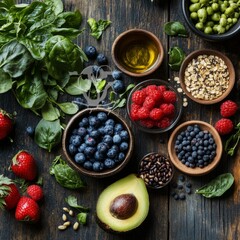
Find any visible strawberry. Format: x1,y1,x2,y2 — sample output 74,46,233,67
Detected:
27,185,43,202
11,151,37,181
214,118,234,135
220,100,238,118
0,109,13,140
15,196,40,222
0,175,20,210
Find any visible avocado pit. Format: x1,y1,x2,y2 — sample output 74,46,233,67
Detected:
110,193,138,220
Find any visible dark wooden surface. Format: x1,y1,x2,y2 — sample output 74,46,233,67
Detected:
1,0,240,239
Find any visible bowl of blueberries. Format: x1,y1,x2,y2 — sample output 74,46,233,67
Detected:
62,108,134,178
167,120,223,176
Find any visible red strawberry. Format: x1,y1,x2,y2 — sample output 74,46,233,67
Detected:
27,185,43,202
214,118,234,135
163,90,177,103
15,197,40,222
0,109,13,140
11,151,37,181
220,100,238,118
0,175,20,210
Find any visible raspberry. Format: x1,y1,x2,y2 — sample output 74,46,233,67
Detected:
130,103,140,121
163,90,177,103
151,89,163,101
140,119,155,128
220,100,238,118
156,117,171,129
150,108,164,121
137,107,150,119
214,118,234,135
26,185,43,202
158,85,167,94
145,85,158,95
131,90,146,105
143,96,156,110
160,103,175,116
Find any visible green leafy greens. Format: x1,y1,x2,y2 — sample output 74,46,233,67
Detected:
0,0,87,151
225,122,240,156
50,156,86,189
195,173,234,198
87,18,111,40
168,47,186,71
164,21,188,37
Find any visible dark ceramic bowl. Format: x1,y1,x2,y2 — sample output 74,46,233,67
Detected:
182,0,240,41
168,120,223,176
112,29,164,77
62,108,134,178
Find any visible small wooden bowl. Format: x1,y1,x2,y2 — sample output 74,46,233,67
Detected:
112,29,164,77
168,120,223,176
62,108,134,178
179,49,235,104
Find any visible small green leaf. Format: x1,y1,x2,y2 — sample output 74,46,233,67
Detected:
77,212,87,225
65,76,92,95
87,18,111,40
41,102,60,121
164,21,188,37
168,47,186,71
57,102,79,115
65,195,89,212
0,69,12,93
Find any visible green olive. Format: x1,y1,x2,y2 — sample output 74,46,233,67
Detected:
190,0,199,3
207,6,214,15
204,26,213,34
212,12,221,21
197,8,208,22
189,3,201,12
232,17,238,23
227,17,233,23
190,12,199,20
220,17,227,26
212,3,219,11
195,22,204,30
206,21,214,27
234,12,240,18
216,25,226,33
225,7,235,16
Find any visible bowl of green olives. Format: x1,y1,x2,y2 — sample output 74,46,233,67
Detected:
182,0,240,41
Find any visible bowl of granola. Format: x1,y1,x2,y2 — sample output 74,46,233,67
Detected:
179,49,235,105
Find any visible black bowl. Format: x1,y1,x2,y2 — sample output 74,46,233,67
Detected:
182,0,240,41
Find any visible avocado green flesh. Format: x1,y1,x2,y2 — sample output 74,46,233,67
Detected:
96,174,149,232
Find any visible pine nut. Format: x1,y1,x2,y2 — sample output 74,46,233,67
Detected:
63,221,71,226
62,214,67,221
63,207,70,212
69,210,74,216
58,225,67,230
73,222,79,230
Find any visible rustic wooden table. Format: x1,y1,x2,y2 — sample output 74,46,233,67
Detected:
1,0,240,239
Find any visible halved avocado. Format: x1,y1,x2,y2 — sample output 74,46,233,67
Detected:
96,174,149,233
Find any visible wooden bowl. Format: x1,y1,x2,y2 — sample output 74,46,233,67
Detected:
179,49,235,104
112,29,164,77
168,120,223,176
62,108,134,178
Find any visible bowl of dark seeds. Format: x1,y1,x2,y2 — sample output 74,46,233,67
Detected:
168,120,223,176
138,152,174,189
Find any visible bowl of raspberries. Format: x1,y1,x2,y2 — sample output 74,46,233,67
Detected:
62,108,134,178
127,79,182,133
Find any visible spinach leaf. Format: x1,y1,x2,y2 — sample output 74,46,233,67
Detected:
41,102,60,121
225,123,240,156
50,156,86,189
65,76,92,95
77,212,88,225
0,68,12,93
58,10,82,29
195,173,234,198
44,0,63,15
168,46,185,71
65,196,89,212
164,21,188,37
87,18,111,40
57,102,79,115
34,119,62,152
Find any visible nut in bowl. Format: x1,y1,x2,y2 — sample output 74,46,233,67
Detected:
168,120,223,176
182,0,240,41
127,79,182,133
62,108,134,178
111,29,164,77
179,49,235,105
139,152,174,189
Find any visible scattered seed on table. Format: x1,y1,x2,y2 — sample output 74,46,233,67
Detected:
62,214,67,221
73,222,79,231
69,210,74,216
63,221,71,226
58,225,67,230
63,207,70,213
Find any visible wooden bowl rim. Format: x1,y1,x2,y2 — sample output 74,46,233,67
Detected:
62,108,134,178
167,120,223,176
179,49,235,105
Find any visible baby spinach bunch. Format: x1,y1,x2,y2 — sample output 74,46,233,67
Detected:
0,0,88,151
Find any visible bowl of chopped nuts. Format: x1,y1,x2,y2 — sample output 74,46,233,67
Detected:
179,49,235,104
168,120,223,176
138,152,174,189
127,79,183,133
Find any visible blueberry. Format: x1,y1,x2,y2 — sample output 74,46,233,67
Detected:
84,45,97,59
83,161,93,170
104,125,114,135
94,151,105,161
87,126,94,133
179,193,186,200
98,126,105,135
26,126,35,137
68,144,77,155
85,137,96,146
89,130,100,139
97,142,109,154
113,134,122,144
70,135,82,146
73,97,86,110
78,127,87,137
120,142,129,152
96,53,108,65
114,123,123,133
177,184,183,190
89,116,100,127
78,143,87,153
174,194,179,200
79,118,89,127
102,135,113,145
112,70,122,80
84,146,95,157
120,130,129,141
92,161,104,172
92,65,100,78
185,187,192,194
74,153,86,164
97,112,108,122
117,152,125,162
186,182,192,188
105,119,115,126
112,80,125,94
187,125,193,132
104,158,115,169
107,148,118,158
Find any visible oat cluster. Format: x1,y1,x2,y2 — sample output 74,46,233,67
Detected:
184,54,230,100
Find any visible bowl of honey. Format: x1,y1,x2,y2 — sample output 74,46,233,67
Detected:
112,29,164,77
